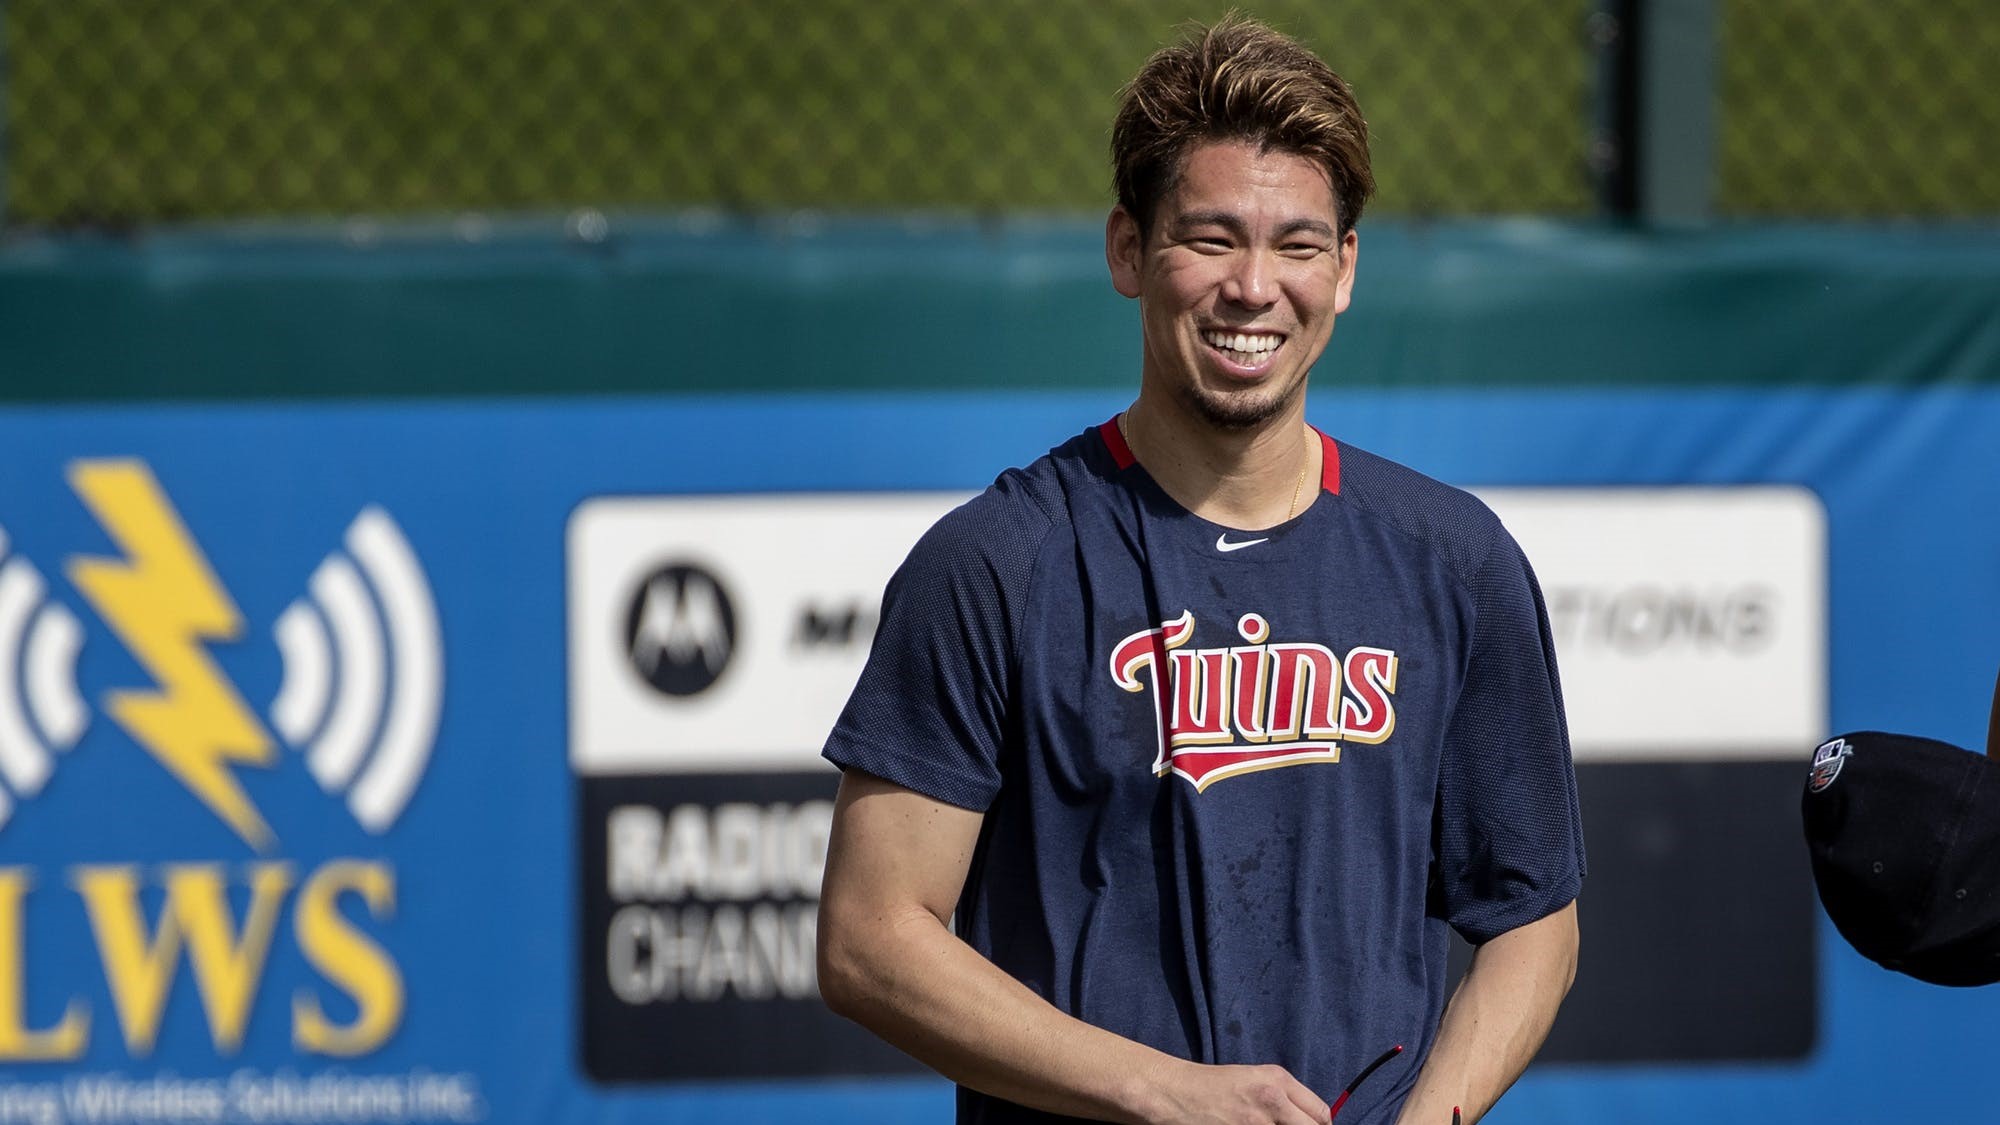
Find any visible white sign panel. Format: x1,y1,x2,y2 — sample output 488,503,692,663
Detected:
569,486,1826,775
1477,487,1826,761
568,494,965,775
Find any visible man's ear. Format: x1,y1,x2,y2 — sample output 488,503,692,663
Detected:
1106,206,1144,299
1333,226,1359,315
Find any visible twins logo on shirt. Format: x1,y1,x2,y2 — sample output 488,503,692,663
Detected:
1108,611,1399,791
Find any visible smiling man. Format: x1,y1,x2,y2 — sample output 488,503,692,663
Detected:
817,16,1582,1125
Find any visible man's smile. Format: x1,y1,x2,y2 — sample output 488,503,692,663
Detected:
1199,328,1287,374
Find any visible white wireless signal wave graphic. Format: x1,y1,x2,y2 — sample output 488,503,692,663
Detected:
269,507,442,833
0,525,89,829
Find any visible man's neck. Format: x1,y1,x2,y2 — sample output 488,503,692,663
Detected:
1120,394,1319,531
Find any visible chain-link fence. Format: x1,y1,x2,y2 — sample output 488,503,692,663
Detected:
1,1,1992,227
1,0,1592,226
1718,0,1999,216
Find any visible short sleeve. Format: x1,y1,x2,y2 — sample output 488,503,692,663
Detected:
1436,529,1586,943
822,485,1051,812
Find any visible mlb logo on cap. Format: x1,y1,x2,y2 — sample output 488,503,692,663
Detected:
1802,673,2000,987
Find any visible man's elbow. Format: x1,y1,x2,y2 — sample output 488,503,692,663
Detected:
816,896,917,1023
818,896,948,1026
815,903,871,1022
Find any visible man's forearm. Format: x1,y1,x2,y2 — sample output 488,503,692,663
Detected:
1394,901,1580,1125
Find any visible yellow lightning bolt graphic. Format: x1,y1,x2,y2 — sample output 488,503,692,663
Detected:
66,460,276,850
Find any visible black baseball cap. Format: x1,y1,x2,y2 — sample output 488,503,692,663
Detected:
1802,674,2000,987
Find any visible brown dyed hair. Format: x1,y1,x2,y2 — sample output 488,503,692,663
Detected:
1112,13,1374,237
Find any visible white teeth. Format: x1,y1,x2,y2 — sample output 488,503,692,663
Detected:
1203,330,1281,357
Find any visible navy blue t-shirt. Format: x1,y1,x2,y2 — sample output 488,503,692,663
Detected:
824,422,1583,1124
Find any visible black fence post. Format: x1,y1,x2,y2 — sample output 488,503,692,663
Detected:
1591,0,1642,219
1593,0,1718,224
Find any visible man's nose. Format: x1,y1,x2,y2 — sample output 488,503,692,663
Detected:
1220,251,1278,309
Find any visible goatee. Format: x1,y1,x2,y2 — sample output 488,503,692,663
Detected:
1176,375,1307,431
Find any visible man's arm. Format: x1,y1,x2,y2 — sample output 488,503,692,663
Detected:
817,768,1333,1125
1392,901,1580,1125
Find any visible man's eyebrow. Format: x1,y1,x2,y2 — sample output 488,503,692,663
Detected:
1165,211,1337,240
1275,218,1337,239
1166,210,1248,236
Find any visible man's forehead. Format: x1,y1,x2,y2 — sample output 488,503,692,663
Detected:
1157,141,1340,226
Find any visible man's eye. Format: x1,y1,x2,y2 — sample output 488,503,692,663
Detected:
1282,243,1326,256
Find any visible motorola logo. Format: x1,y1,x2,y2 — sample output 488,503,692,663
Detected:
625,563,736,697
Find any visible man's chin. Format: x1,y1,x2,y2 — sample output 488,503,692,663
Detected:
1179,381,1302,432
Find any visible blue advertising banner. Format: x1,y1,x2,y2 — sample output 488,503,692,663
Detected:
0,386,1994,1125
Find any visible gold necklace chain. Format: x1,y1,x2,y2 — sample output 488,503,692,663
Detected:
1120,411,1313,521
1286,448,1308,520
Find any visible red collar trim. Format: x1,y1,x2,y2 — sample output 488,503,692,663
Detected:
1314,427,1343,496
1098,417,1137,469
1097,416,1342,496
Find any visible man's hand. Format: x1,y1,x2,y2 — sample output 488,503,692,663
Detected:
1131,1059,1331,1125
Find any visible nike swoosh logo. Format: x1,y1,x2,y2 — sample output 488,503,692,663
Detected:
1215,534,1269,553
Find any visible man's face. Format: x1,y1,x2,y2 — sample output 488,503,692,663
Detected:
1107,140,1358,430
